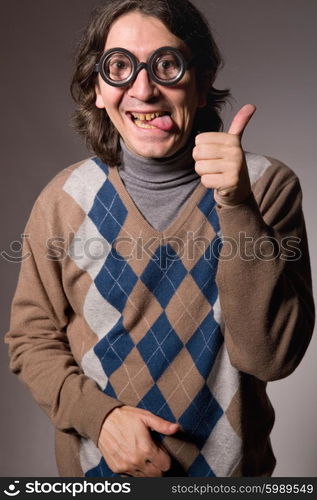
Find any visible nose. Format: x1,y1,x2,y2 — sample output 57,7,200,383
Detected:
127,68,159,101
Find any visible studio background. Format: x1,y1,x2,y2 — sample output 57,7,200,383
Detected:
1,0,316,477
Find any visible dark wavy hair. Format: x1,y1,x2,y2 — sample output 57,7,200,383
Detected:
70,0,230,166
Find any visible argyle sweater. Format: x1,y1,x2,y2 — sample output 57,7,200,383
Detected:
5,153,314,477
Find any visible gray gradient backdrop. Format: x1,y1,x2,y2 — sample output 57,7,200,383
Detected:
1,0,316,477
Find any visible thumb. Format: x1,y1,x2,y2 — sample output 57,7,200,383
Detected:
143,413,180,435
227,103,256,138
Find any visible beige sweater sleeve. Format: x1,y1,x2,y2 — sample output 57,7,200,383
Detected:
5,196,123,446
216,160,315,381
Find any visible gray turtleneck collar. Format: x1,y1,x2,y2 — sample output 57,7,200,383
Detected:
118,138,201,231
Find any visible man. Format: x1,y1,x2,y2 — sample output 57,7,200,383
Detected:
5,0,314,477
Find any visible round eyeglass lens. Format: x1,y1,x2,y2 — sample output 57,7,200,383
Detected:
152,49,182,81
104,51,133,82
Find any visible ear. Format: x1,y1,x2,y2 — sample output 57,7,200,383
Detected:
95,83,105,109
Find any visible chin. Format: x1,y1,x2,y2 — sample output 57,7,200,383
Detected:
126,140,182,159
141,148,174,159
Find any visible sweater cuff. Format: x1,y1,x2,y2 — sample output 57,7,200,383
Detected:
215,191,265,236
64,376,124,447
214,189,253,209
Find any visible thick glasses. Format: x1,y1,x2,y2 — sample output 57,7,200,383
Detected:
95,46,190,87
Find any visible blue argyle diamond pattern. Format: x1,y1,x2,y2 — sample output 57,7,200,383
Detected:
95,246,137,313
179,384,223,449
190,238,222,306
137,312,183,381
138,384,176,423
140,244,187,308
197,190,220,233
82,162,227,478
103,380,117,398
94,318,134,377
88,177,127,244
85,456,116,478
92,156,109,176
188,454,215,477
186,311,223,379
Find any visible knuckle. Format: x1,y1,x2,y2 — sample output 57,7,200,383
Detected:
195,133,205,145
141,409,152,418
192,147,199,160
194,161,202,174
201,175,213,188
162,453,172,469
140,444,153,457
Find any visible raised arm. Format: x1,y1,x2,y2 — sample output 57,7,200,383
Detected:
193,105,315,381
216,167,314,381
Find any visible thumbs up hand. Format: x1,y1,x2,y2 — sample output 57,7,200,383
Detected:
193,104,256,206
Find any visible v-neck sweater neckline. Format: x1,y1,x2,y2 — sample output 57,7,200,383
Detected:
108,164,207,239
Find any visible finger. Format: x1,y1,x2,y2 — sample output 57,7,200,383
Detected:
143,460,164,477
227,104,256,138
193,144,243,164
195,131,240,146
193,143,241,161
127,467,145,478
195,159,237,176
142,412,180,436
125,468,141,477
148,445,172,472
129,465,163,478
199,173,234,190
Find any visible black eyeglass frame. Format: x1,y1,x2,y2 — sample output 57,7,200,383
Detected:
94,46,191,87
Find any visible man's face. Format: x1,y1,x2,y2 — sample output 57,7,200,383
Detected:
95,11,206,158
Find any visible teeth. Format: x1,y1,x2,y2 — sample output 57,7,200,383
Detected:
131,112,166,121
134,119,156,129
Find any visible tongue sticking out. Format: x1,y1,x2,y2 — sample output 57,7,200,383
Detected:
148,114,174,131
